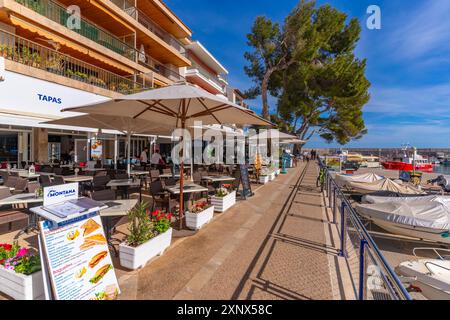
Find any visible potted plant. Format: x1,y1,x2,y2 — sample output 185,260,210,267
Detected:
45,57,62,74
259,169,270,184
211,186,236,213
118,81,131,94
185,201,214,230
119,202,173,270
88,75,106,88
0,242,44,300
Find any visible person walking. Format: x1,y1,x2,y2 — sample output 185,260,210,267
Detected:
140,147,149,166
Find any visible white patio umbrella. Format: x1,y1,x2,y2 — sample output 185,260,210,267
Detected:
249,129,297,141
61,84,272,229
280,139,307,145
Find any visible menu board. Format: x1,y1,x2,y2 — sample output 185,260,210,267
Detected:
325,156,341,172
90,139,103,161
39,214,120,300
239,164,253,199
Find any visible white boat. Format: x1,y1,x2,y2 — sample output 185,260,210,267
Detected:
348,178,423,195
361,156,381,168
334,172,384,188
396,248,450,300
356,200,450,244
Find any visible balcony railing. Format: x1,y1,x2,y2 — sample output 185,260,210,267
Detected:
13,0,184,82
187,61,225,91
15,0,137,61
0,29,148,94
110,0,186,55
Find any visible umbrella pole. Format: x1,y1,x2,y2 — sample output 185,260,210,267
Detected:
127,133,131,176
179,120,185,230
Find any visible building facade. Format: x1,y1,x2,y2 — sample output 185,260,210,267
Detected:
0,0,192,165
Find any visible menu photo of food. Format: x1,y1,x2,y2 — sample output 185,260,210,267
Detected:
66,229,80,241
90,264,113,284
92,284,119,300
88,251,108,269
80,218,100,236
79,234,107,250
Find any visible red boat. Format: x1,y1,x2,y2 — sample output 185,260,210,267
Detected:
382,152,433,172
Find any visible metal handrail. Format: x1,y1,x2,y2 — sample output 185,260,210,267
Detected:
15,0,136,61
187,60,225,91
318,158,412,300
14,0,185,83
109,0,186,54
0,29,148,94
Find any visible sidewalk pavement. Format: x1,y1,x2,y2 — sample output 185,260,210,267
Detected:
0,162,353,300
127,162,349,300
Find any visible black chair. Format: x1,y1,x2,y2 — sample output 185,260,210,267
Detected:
150,180,175,212
5,175,18,189
95,171,107,177
27,181,40,194
53,167,63,175
150,170,160,182
91,189,116,201
114,173,129,180
13,178,28,194
53,176,65,185
0,171,8,185
39,175,52,186
92,176,111,191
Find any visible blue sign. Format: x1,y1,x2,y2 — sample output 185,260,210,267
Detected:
37,94,62,104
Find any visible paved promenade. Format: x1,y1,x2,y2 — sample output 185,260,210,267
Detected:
123,162,352,300
0,162,354,300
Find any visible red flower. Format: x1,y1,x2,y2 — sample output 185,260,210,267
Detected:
168,213,173,220
0,244,12,251
152,210,159,217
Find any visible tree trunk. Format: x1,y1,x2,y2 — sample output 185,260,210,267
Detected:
261,69,275,120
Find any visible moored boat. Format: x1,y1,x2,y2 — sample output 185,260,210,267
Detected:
382,148,433,172
356,199,450,244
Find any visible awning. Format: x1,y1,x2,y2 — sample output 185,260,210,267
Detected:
0,112,119,134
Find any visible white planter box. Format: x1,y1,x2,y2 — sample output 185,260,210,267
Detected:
269,172,276,181
259,175,269,184
0,267,44,300
119,228,173,270
211,191,236,213
185,206,215,230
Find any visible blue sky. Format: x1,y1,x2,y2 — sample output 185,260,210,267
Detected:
165,0,450,148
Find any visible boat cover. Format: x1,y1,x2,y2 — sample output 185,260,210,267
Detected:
334,173,384,187
356,201,450,230
363,195,450,206
348,178,423,195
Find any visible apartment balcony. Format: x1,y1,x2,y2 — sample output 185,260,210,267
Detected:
110,0,186,55
0,29,148,94
186,61,226,94
9,0,185,83
14,0,138,62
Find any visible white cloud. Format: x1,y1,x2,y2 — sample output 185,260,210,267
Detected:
365,83,450,117
388,0,450,61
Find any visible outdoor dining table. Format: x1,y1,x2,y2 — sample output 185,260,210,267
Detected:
0,193,44,238
165,183,208,218
202,175,236,190
0,169,40,180
63,175,94,195
99,199,138,256
159,173,181,179
107,179,142,201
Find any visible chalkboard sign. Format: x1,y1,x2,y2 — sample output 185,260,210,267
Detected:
239,164,253,199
